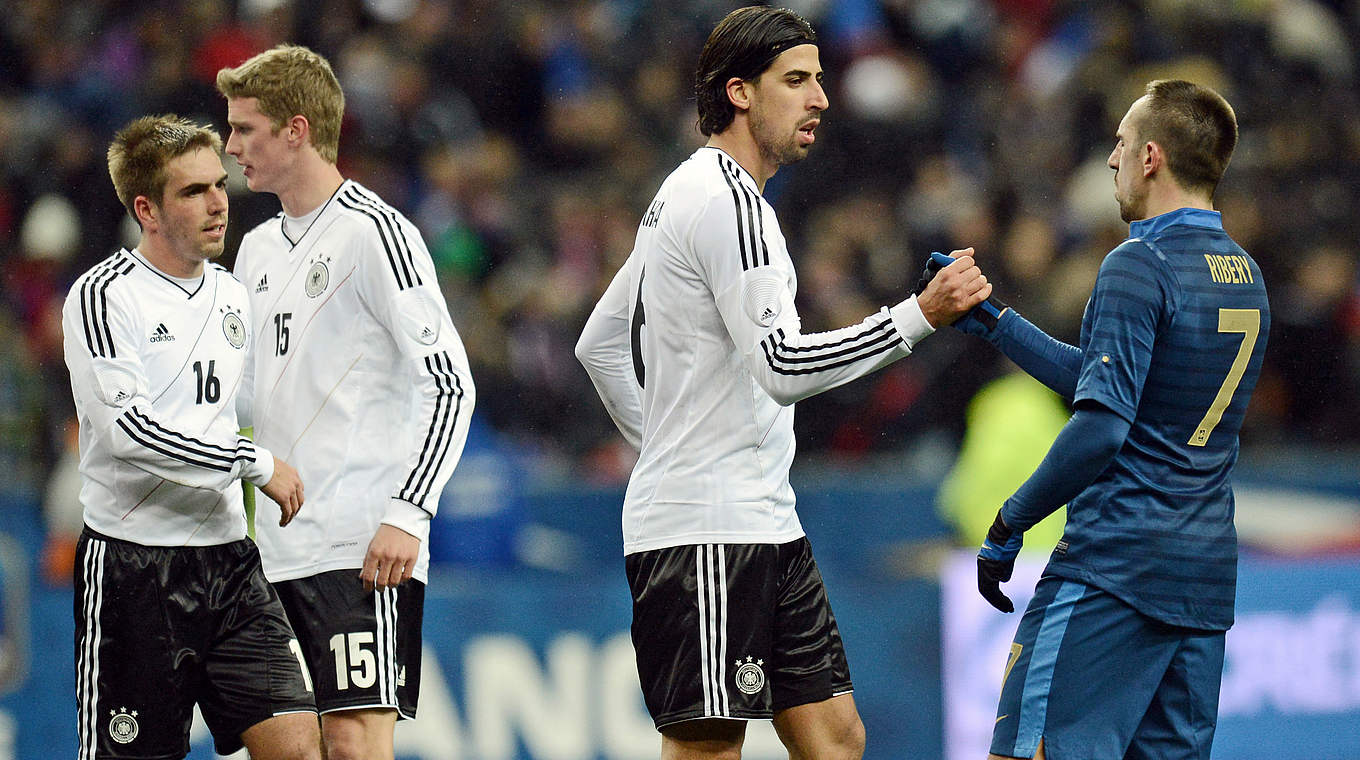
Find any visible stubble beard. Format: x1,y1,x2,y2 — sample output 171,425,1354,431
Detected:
751,108,809,168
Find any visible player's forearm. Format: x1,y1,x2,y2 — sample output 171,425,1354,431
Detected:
748,297,932,406
1001,403,1129,531
107,403,274,490
986,309,1082,399
391,351,474,517
576,302,644,446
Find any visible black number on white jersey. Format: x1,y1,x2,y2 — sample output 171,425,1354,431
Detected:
631,269,646,388
192,360,221,404
274,312,292,356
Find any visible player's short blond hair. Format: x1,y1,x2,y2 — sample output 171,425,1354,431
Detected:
216,44,344,163
107,115,223,222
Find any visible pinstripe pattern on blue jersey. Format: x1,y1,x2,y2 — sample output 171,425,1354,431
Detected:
1056,211,1268,630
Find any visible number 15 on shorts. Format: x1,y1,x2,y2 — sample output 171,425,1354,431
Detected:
330,632,377,690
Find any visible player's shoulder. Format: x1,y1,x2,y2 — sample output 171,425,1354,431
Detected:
332,180,417,229
663,148,757,218
208,262,249,294
238,212,285,249
67,250,138,300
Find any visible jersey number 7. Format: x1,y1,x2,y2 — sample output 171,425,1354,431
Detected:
1188,308,1260,447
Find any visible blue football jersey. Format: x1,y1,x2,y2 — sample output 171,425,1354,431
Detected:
1046,208,1269,630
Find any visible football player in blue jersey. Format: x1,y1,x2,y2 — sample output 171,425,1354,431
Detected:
931,80,1267,760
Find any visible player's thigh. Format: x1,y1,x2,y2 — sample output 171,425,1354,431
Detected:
274,570,425,717
989,577,1182,760
768,538,854,714
626,543,782,729
240,711,321,760
660,717,746,760
1124,629,1224,760
74,530,197,759
320,707,398,760
195,540,317,757
771,692,864,760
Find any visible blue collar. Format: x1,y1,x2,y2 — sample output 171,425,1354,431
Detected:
1129,207,1222,238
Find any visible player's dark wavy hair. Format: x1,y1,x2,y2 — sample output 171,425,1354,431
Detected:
695,6,818,136
1139,79,1238,194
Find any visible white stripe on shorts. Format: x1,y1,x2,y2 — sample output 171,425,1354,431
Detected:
695,544,729,717
77,538,106,760
373,587,399,706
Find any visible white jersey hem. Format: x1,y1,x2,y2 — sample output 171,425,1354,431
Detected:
623,527,806,556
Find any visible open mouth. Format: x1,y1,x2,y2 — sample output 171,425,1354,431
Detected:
798,120,819,144
204,222,226,237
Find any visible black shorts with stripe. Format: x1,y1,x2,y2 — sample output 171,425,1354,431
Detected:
625,537,853,729
273,569,424,717
74,528,315,760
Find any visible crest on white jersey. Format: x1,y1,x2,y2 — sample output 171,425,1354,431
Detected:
221,306,246,349
109,708,139,744
305,256,330,298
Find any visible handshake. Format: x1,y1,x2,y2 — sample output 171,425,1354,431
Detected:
913,251,1009,335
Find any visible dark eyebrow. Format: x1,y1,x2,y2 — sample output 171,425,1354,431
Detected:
178,172,229,196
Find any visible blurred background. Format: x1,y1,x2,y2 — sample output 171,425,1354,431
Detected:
0,0,1358,757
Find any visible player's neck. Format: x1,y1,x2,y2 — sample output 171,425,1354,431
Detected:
1139,180,1214,222
707,126,775,192
277,158,345,219
136,237,204,279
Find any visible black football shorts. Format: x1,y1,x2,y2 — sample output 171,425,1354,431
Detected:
625,537,853,729
74,528,315,759
272,569,424,718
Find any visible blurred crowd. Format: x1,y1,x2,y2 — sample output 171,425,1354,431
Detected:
2,0,1359,499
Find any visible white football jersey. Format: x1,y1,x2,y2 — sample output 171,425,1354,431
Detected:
62,249,274,546
577,147,934,554
235,180,474,584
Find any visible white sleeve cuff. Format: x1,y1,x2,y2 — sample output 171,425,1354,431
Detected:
888,295,936,350
241,445,275,486
381,498,431,539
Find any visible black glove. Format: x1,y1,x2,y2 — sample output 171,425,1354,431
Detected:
977,509,1023,613
916,251,1009,335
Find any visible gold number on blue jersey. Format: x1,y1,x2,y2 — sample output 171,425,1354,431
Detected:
1188,308,1260,447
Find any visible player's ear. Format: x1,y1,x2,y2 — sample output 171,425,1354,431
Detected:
285,114,310,149
726,76,752,112
133,195,158,231
1142,140,1162,179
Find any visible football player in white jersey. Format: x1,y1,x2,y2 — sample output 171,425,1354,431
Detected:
64,115,318,760
217,45,474,760
576,7,991,759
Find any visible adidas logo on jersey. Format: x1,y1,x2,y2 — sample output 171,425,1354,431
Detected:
397,665,406,687
255,274,269,293
149,323,175,343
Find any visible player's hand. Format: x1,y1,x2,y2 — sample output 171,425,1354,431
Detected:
260,456,304,527
919,251,1009,335
915,248,992,328
361,523,420,592
977,509,1023,613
